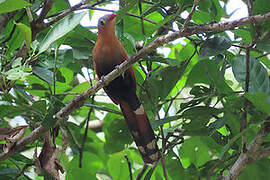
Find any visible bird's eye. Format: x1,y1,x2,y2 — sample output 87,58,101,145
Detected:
100,19,106,26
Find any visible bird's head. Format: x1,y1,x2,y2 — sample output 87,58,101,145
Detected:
97,14,117,35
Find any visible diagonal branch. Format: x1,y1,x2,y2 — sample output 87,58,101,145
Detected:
55,11,270,120
0,11,270,162
222,121,270,180
45,0,109,28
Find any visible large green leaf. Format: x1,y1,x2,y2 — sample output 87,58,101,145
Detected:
16,23,31,51
66,153,103,180
32,66,54,85
186,59,233,94
178,137,212,167
232,55,270,95
199,37,231,59
107,152,129,180
38,12,86,54
103,114,133,154
245,92,270,115
239,159,270,180
143,64,186,103
165,151,189,179
48,0,70,15
182,106,222,130
0,0,31,14
63,25,97,48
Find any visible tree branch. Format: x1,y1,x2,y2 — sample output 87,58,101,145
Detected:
222,121,270,180
0,11,270,162
55,12,270,120
45,0,109,28
36,0,55,23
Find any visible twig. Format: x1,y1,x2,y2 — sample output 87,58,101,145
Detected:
36,0,55,23
124,155,133,180
182,0,199,29
47,6,176,32
138,0,145,34
45,0,106,27
163,48,197,117
25,7,33,22
136,164,148,180
64,124,81,150
84,103,122,115
0,125,47,161
79,95,95,168
1,11,270,162
255,52,270,59
242,45,251,152
13,162,34,180
207,153,240,179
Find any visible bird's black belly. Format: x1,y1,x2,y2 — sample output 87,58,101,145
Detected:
97,62,140,110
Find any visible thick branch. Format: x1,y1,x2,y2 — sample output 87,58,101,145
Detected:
0,12,270,162
0,126,46,161
222,121,270,180
56,12,270,119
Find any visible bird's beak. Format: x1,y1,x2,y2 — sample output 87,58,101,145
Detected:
108,14,117,21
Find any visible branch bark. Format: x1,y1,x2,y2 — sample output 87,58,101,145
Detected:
222,121,270,180
0,11,270,162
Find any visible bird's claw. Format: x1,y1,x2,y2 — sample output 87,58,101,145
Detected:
115,65,121,72
100,76,109,86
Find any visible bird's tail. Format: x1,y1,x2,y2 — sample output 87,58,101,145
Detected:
119,101,160,164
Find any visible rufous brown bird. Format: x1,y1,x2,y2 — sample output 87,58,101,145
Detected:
92,14,160,164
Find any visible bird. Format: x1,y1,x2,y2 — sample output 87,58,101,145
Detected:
92,14,160,164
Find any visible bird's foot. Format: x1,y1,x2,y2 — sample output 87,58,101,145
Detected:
100,76,109,86
115,65,121,72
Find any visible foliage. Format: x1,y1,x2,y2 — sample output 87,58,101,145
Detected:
0,0,270,179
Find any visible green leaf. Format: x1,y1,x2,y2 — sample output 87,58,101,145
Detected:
253,0,270,15
64,25,97,48
103,114,133,154
233,29,252,44
151,115,182,129
219,122,263,159
32,100,47,114
165,151,189,179
66,153,102,180
32,66,54,85
178,137,212,167
182,106,222,130
232,55,270,95
4,66,32,81
42,98,64,129
38,12,86,54
107,152,129,180
199,37,231,59
6,25,24,57
0,0,31,14
16,23,31,51
11,57,22,68
63,81,90,102
245,92,270,115
257,42,270,52
239,159,270,180
144,64,186,103
186,60,233,94
192,10,212,24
